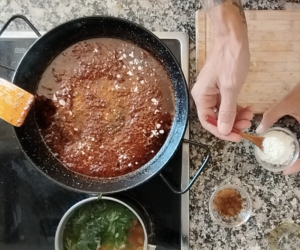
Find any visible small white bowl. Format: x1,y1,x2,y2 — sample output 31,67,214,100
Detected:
254,127,299,173
209,184,252,228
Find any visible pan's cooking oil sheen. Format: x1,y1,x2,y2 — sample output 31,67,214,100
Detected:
63,200,145,250
35,38,175,178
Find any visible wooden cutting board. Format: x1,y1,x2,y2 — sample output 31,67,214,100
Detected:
196,10,300,114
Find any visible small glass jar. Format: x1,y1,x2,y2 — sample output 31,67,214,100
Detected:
268,222,300,250
254,127,299,173
209,184,252,228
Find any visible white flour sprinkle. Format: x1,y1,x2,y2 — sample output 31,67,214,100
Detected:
129,51,134,58
118,154,128,162
59,99,66,106
257,130,295,165
151,98,158,105
150,130,159,137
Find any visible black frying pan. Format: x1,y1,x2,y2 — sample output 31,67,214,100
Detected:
0,15,210,194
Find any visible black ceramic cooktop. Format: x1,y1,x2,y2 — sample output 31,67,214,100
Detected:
0,37,183,250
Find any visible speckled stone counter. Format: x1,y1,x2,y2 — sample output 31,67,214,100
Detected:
1,0,300,249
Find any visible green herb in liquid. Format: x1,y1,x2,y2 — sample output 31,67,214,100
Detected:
63,200,137,250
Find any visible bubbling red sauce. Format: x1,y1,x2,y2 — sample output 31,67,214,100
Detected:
35,38,175,178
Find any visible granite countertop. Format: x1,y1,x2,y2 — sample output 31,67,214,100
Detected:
1,0,300,249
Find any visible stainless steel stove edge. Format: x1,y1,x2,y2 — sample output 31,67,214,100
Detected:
157,32,190,250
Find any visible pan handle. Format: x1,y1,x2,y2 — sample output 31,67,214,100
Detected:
0,14,41,72
159,139,210,194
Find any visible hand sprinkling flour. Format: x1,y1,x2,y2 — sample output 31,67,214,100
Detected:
257,131,295,165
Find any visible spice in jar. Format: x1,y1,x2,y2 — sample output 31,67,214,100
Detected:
213,188,243,217
257,130,295,165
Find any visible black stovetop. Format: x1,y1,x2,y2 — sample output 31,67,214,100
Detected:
0,36,184,250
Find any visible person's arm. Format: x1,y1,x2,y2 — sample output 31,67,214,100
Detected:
192,0,252,142
202,0,245,11
206,0,246,34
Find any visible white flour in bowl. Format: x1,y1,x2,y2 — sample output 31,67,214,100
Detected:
257,130,295,165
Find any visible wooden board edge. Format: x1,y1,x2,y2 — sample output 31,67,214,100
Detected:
195,10,206,76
